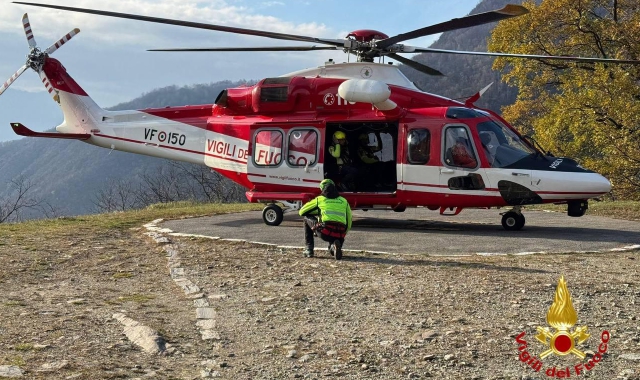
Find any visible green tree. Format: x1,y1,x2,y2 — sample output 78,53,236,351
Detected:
489,0,640,198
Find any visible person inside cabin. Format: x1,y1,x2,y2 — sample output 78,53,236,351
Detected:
328,130,357,191
479,132,495,166
356,131,383,190
451,136,477,168
299,179,352,260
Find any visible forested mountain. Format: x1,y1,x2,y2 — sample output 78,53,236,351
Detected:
109,81,251,110
0,0,525,219
399,0,522,111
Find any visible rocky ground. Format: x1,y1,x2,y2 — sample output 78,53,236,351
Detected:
1,217,639,379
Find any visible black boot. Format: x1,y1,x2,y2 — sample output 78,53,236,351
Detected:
303,247,314,258
330,240,342,260
303,218,317,257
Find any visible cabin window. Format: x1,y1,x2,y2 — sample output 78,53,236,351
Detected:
443,126,478,169
287,129,318,167
446,107,483,119
253,130,283,166
407,129,430,164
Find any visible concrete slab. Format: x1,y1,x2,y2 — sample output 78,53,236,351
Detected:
161,209,640,256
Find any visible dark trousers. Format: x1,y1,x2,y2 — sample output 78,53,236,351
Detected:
304,216,345,250
338,165,358,191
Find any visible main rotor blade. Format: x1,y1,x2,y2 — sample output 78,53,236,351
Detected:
44,28,80,55
411,47,640,64
22,13,37,48
14,2,345,47
377,4,528,49
387,53,443,76
148,46,340,52
0,64,28,96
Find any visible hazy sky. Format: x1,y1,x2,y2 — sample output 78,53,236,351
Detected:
0,0,482,141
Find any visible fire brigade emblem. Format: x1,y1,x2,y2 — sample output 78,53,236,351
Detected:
360,66,372,78
323,93,335,106
535,276,590,359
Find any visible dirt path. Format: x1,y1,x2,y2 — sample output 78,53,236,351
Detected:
1,220,639,379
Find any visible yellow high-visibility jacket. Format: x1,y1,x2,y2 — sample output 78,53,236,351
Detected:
299,195,352,232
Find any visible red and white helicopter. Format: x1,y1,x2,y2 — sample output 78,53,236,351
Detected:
2,2,638,230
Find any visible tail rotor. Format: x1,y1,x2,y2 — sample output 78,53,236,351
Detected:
22,13,37,48
44,28,81,55
0,13,80,97
0,65,28,96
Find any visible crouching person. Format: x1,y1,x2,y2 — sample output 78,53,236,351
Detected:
299,179,352,260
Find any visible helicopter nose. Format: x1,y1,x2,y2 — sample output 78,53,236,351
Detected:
592,173,612,194
572,172,611,195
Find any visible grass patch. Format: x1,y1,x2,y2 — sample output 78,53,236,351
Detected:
3,301,26,307
7,355,26,366
111,294,156,304
0,201,262,242
528,200,640,220
13,343,34,352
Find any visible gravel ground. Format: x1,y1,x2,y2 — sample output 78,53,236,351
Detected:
1,222,639,379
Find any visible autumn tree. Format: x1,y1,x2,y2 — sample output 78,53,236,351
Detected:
489,0,640,198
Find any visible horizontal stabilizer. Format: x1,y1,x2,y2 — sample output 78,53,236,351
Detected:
11,123,91,140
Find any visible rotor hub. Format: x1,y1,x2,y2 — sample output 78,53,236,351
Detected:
26,47,46,72
346,29,388,43
344,30,389,62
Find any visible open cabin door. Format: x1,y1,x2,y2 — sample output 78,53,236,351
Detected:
324,121,398,193
247,124,323,192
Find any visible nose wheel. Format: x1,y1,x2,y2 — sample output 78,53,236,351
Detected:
501,210,525,231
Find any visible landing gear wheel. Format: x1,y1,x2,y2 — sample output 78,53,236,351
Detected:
501,211,525,231
262,204,283,226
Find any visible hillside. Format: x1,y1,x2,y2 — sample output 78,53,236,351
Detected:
0,0,523,219
0,80,250,218
399,0,522,111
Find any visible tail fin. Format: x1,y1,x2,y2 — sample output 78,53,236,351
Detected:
1,13,103,135
41,57,104,134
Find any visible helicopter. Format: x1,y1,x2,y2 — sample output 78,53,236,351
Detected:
2,2,637,230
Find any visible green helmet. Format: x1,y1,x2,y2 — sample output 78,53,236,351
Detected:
319,179,335,191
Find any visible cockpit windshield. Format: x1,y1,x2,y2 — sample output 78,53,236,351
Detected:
476,120,536,168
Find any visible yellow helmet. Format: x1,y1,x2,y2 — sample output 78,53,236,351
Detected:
333,131,346,142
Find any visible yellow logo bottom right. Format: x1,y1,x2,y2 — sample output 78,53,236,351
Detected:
515,276,610,377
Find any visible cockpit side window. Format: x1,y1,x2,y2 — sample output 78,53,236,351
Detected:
443,126,478,169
